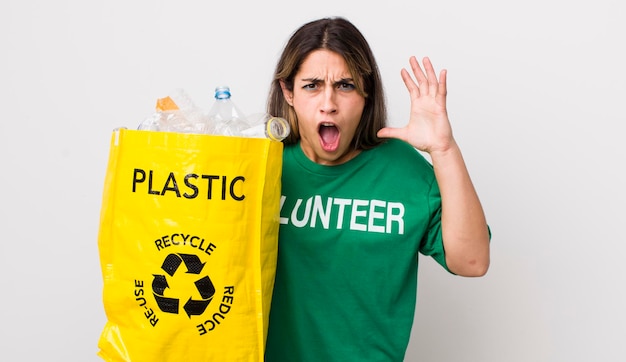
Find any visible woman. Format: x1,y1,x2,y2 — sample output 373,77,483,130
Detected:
265,17,490,361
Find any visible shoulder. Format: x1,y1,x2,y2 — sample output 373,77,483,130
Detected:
282,143,300,162
375,139,432,166
378,138,416,152
368,139,436,183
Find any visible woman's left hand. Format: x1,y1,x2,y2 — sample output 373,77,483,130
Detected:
377,56,454,154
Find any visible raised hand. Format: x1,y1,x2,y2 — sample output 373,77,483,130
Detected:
377,56,454,155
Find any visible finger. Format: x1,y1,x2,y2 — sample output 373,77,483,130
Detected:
409,56,428,92
400,68,420,98
377,126,408,142
422,57,439,95
438,69,448,100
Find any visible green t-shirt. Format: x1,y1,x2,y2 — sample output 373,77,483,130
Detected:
265,139,449,362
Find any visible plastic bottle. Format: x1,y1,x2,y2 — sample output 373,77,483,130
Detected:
240,113,291,141
206,86,249,136
137,89,210,134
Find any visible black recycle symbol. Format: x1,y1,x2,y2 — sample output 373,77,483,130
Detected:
152,253,215,317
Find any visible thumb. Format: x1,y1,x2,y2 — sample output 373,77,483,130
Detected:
377,127,408,142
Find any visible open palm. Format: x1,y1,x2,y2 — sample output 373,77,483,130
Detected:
378,56,454,154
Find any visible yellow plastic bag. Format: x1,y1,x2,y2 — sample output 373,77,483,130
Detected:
97,128,283,361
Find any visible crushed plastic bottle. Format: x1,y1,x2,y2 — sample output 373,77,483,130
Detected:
137,89,210,134
136,86,290,140
206,86,250,136
241,113,291,141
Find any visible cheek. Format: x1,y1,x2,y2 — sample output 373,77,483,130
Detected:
346,99,366,126
292,100,316,126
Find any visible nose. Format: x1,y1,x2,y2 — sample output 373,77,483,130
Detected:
320,87,337,114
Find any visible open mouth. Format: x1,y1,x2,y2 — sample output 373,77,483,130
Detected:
319,123,340,152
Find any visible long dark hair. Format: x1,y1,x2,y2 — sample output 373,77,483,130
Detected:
267,17,387,149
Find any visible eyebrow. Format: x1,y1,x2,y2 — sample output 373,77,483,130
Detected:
300,77,355,85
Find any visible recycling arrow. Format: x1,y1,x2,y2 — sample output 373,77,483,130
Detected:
151,253,215,317
183,276,216,317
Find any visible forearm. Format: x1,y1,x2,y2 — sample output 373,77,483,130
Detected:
430,140,490,277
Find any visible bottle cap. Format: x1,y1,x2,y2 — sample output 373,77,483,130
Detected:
214,86,231,100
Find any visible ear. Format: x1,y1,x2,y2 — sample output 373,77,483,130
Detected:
279,80,294,106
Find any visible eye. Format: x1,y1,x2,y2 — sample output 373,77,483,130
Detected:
337,82,356,91
301,80,321,91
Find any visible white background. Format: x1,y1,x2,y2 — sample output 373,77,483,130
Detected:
1,0,624,361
